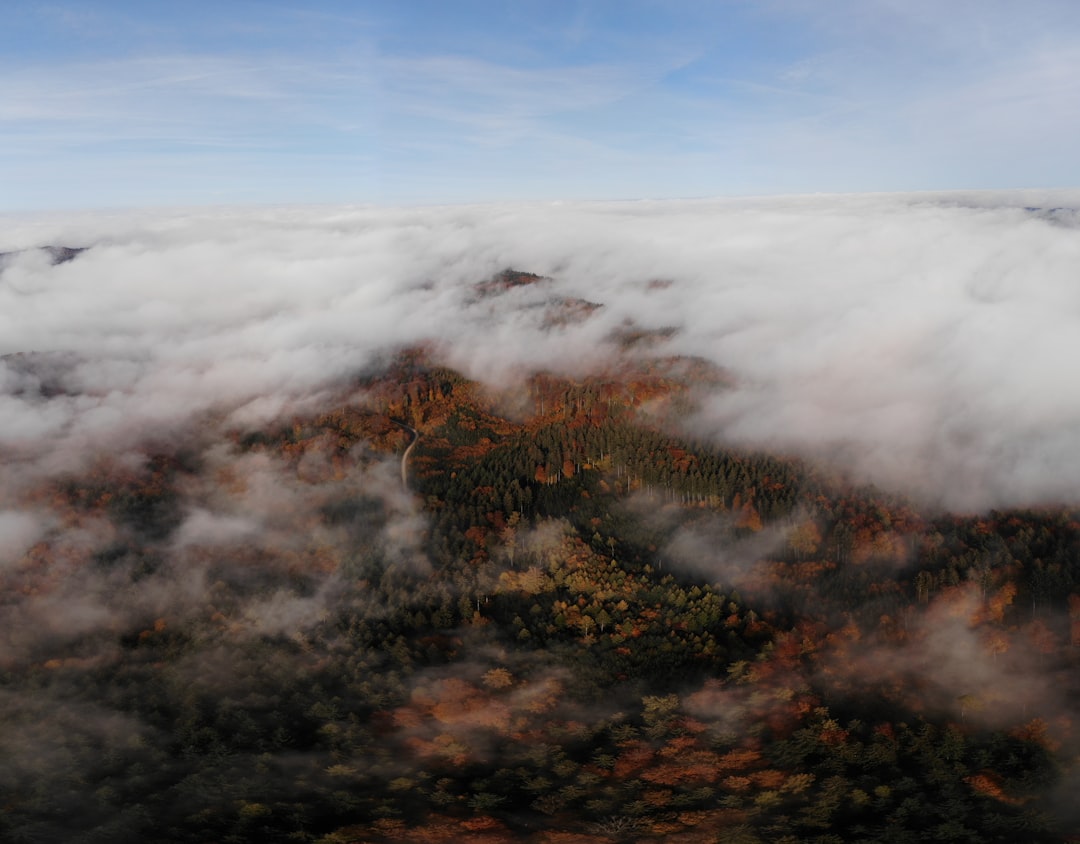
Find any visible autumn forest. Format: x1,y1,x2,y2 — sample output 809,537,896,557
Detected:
3,263,1080,844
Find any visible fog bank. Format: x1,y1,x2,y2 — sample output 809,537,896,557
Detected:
4,191,1080,509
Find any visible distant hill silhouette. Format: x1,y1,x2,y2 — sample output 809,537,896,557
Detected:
0,245,87,271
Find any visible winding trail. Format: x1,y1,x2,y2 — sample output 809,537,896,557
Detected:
391,419,420,491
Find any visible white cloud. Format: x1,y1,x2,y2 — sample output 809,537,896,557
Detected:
0,511,48,568
4,193,1080,510
172,508,260,548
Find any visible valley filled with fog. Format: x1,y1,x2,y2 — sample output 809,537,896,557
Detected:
3,193,1080,843
5,192,1080,510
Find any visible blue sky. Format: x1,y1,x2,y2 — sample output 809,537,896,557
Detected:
4,0,1080,210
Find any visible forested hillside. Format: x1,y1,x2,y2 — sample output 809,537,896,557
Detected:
4,338,1079,844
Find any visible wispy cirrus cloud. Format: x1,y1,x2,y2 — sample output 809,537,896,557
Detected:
0,53,375,139
378,54,653,141
5,0,1080,207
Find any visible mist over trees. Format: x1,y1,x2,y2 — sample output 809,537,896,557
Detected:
3,196,1080,842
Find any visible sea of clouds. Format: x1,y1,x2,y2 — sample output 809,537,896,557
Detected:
3,191,1080,512
4,192,1080,838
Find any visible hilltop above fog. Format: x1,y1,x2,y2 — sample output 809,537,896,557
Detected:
5,193,1080,510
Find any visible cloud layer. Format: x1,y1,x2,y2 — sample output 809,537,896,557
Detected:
4,192,1080,510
